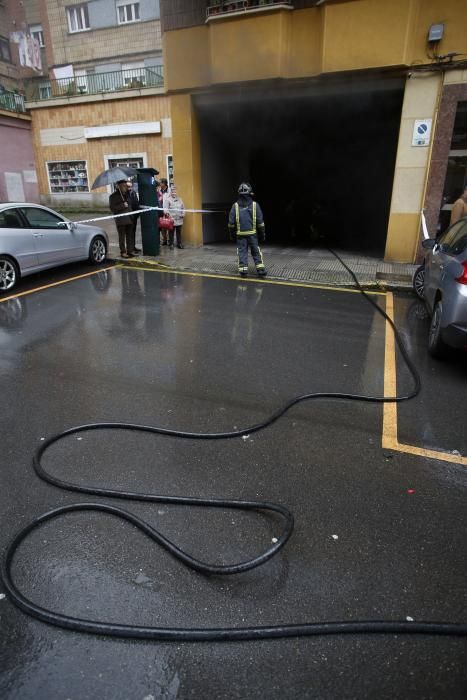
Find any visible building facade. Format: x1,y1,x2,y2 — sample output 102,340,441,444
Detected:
22,0,170,209
3,0,466,261
159,0,467,260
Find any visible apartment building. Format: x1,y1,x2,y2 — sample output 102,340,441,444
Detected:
23,0,171,209
158,0,467,260
6,0,467,259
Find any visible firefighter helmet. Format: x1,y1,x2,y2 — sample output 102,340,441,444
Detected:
238,182,252,195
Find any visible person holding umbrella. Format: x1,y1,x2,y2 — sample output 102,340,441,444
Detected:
126,179,141,254
109,180,138,258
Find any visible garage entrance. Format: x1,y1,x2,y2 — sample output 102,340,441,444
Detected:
196,74,404,256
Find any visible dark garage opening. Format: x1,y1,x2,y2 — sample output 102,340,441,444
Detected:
197,75,404,256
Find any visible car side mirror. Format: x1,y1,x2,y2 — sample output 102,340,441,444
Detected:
422,238,436,250
65,221,76,232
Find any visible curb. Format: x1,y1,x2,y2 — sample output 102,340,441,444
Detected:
109,253,415,292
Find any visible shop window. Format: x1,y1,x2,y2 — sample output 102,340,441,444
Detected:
439,102,467,233
47,161,89,193
450,101,467,151
30,24,45,48
116,1,140,24
67,4,90,33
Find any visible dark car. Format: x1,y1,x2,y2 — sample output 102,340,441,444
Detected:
417,217,467,357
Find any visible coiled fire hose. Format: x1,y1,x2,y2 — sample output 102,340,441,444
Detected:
2,251,466,640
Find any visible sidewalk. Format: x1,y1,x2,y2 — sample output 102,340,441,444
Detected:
70,211,418,290
121,244,417,290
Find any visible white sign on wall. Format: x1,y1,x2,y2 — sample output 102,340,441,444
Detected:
85,122,161,139
412,119,432,147
5,173,25,202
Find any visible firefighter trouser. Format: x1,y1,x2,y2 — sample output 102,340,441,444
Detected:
236,234,266,275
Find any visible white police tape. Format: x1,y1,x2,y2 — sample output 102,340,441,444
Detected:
60,204,225,226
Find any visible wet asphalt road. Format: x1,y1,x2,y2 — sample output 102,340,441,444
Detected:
0,265,466,700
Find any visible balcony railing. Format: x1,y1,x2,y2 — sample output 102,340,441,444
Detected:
0,90,26,113
207,0,293,20
26,66,164,102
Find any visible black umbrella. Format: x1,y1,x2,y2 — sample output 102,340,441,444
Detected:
91,166,138,190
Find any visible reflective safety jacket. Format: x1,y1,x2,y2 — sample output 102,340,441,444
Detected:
228,197,265,237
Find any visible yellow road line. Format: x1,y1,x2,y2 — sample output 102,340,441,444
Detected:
117,264,386,295
0,266,115,303
383,292,467,466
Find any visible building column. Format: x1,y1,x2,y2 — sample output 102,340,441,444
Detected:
384,73,442,262
170,94,202,246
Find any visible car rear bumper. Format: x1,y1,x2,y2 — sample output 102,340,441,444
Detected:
442,323,467,349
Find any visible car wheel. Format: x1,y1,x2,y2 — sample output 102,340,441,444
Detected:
0,256,19,293
89,237,107,264
428,300,448,358
413,264,425,300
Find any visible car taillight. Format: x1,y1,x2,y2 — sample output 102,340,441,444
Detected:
455,261,467,285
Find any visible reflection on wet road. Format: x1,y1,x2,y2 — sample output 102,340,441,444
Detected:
0,266,465,700
393,294,467,457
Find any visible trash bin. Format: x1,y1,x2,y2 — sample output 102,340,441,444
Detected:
137,167,160,256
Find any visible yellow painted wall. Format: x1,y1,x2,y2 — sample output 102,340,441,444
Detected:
170,94,202,246
163,27,211,91
322,0,417,72
209,12,287,83
384,72,442,262
286,8,323,79
164,0,467,91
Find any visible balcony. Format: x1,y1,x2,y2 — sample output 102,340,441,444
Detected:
0,89,26,113
207,0,293,21
26,66,164,102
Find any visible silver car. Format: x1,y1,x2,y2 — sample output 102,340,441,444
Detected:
422,217,467,357
0,203,108,292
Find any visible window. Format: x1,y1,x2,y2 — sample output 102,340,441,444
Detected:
75,69,88,93
108,157,144,170
451,101,467,151
67,4,90,33
30,24,45,48
0,36,12,63
47,161,89,193
121,61,145,87
20,207,65,229
440,221,467,256
39,82,52,99
116,1,140,24
0,209,24,229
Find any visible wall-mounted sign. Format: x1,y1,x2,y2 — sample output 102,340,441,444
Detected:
412,119,432,147
84,122,161,139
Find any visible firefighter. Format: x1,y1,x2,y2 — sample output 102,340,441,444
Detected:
228,183,267,278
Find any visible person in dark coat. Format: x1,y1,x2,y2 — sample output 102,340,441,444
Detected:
109,180,138,258
228,182,266,277
126,180,141,254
